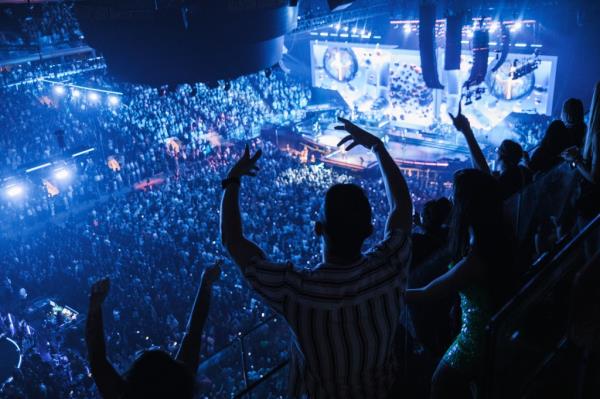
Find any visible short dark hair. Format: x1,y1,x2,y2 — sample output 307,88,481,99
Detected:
322,184,372,247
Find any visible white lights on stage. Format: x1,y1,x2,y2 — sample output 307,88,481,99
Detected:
489,22,499,33
511,21,523,32
5,184,24,199
351,27,357,34
53,85,66,95
334,23,341,31
108,95,120,106
71,89,81,98
403,23,411,34
88,92,100,102
467,30,474,38
53,168,70,181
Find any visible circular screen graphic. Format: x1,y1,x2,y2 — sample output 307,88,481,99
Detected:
323,47,358,82
486,60,535,101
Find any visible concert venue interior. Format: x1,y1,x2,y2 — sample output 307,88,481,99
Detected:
0,0,599,398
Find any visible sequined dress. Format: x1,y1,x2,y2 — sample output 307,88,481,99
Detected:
442,279,494,376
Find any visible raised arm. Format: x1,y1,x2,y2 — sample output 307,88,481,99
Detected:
220,144,267,269
405,252,482,303
336,117,412,233
176,261,221,374
449,102,491,175
85,279,125,399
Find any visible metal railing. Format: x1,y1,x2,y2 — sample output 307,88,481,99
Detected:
197,314,290,398
484,213,600,398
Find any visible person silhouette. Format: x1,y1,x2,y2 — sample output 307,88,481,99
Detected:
220,120,413,399
85,262,221,399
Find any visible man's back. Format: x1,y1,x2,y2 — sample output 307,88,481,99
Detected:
244,230,411,399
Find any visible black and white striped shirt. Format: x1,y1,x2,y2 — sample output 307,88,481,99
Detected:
244,229,411,399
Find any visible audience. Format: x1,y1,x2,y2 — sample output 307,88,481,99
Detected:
0,10,597,395
529,98,587,174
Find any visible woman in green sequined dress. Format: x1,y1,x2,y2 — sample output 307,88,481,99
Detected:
406,169,516,398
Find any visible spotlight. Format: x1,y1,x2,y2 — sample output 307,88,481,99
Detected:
53,85,66,95
5,184,24,199
511,21,522,31
351,27,357,34
71,89,81,98
108,95,120,106
403,23,411,33
53,168,70,181
489,22,499,33
467,30,474,38
88,92,100,102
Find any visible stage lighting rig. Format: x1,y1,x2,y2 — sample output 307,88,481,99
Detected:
510,51,541,80
461,87,486,106
464,92,473,106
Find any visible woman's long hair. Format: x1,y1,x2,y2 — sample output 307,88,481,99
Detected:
448,169,517,309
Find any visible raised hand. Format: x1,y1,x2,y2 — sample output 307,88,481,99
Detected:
203,260,222,284
448,101,471,133
90,278,110,309
227,144,262,179
335,117,382,151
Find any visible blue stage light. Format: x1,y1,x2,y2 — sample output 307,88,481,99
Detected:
5,184,24,198
88,92,100,102
108,95,120,106
53,85,66,95
54,168,70,181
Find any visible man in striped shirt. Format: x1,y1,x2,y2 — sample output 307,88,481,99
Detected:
220,117,413,398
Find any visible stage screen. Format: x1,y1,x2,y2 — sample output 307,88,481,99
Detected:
310,41,558,130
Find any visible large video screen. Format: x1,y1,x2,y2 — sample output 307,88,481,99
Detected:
310,41,558,130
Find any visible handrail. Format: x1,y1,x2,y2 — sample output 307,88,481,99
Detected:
233,359,290,399
488,213,600,331
198,314,277,369
484,212,600,398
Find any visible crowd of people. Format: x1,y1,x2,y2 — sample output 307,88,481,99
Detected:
0,11,599,395
0,2,83,50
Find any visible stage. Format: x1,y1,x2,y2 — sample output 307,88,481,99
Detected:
300,123,470,172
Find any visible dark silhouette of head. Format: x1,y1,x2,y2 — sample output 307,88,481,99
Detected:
561,98,584,127
316,184,373,259
123,350,194,399
421,197,452,234
497,139,524,169
448,169,516,307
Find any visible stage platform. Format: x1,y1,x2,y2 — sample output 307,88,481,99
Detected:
300,124,470,172
323,141,469,172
